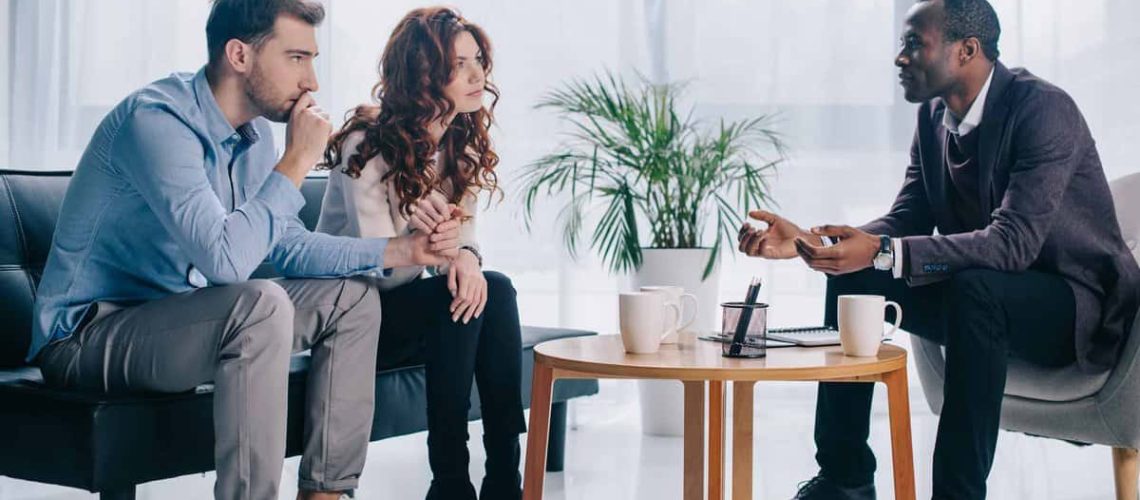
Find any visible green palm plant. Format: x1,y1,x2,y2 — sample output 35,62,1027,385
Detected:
521,71,788,279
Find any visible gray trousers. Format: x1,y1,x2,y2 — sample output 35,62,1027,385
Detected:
36,278,382,499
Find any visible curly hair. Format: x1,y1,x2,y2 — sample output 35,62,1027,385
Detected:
321,6,500,216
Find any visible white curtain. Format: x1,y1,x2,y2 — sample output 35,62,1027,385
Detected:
2,0,1138,335
0,2,7,165
9,0,67,168
5,0,209,169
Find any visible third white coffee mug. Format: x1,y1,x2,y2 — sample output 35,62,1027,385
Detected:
639,286,698,343
619,292,681,354
838,295,902,357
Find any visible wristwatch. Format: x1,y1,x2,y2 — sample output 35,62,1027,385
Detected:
872,235,894,271
459,245,483,267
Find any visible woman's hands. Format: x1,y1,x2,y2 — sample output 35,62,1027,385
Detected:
448,249,486,323
408,191,452,234
408,191,483,322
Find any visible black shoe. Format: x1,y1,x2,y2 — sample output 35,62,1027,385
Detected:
791,475,876,500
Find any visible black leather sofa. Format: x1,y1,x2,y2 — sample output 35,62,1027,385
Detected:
0,170,598,499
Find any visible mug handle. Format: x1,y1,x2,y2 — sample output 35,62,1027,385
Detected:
678,293,699,331
884,301,903,340
661,303,682,341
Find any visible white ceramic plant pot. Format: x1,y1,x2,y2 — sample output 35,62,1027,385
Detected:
632,248,721,436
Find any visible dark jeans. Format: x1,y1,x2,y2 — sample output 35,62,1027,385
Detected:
377,271,526,499
814,268,1077,500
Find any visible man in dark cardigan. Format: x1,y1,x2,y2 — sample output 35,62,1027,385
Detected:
737,0,1140,498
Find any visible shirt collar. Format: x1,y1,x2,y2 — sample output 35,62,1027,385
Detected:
943,66,995,136
192,67,261,146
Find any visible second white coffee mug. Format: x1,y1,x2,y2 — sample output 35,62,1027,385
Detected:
838,295,902,357
639,285,698,343
619,292,681,354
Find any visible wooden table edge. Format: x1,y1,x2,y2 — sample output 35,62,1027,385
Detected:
534,350,907,382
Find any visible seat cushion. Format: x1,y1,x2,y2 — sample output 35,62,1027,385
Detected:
522,325,597,349
915,336,1111,403
1005,357,1111,402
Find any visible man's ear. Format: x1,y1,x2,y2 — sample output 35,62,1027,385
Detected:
959,37,981,65
223,39,254,75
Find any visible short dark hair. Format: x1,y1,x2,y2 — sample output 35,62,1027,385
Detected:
206,0,325,68
926,0,1002,61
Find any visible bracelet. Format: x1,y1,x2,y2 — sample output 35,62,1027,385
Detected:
459,245,483,267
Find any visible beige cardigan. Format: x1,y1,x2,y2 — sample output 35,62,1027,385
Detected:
316,131,479,291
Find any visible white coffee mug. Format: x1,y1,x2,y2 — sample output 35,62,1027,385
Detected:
619,292,681,354
838,295,902,357
639,285,698,343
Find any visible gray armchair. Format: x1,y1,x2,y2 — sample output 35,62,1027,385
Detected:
911,171,1140,500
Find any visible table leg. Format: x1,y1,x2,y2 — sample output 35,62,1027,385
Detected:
884,366,916,500
732,381,755,500
684,381,706,500
709,380,726,500
523,362,555,500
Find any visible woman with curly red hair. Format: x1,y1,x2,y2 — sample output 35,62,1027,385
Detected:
316,7,523,500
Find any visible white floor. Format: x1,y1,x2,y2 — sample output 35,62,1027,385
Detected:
0,334,1120,499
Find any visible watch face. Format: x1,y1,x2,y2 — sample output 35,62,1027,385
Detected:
874,253,892,270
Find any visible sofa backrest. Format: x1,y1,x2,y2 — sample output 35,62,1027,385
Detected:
0,170,328,368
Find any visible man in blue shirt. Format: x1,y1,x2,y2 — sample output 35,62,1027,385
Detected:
29,1,460,499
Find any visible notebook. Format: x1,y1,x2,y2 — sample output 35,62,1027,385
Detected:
766,326,843,346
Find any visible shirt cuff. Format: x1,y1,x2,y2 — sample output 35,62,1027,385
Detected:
360,237,389,273
333,236,390,278
370,267,394,279
891,238,904,279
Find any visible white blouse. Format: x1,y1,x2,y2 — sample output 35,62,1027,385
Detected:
316,131,479,291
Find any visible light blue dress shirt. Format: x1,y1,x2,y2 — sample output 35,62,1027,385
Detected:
28,68,388,361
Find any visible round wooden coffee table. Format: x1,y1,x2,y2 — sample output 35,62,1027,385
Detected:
522,333,914,500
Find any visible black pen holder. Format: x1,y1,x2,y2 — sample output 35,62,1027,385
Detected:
720,302,769,358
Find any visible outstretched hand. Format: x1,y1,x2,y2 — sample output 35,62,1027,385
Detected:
793,225,881,275
738,210,818,260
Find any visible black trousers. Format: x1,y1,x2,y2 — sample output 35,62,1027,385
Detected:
814,268,1077,500
377,271,526,497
